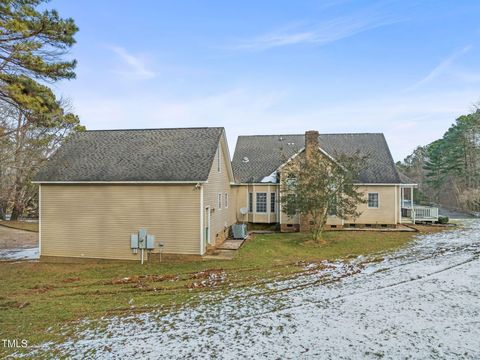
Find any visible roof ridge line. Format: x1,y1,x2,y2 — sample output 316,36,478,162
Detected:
83,127,224,132
237,132,384,137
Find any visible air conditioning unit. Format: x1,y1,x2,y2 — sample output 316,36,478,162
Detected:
232,224,247,239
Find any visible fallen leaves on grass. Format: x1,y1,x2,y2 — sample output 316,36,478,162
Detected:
107,274,179,285
186,269,226,289
0,300,30,309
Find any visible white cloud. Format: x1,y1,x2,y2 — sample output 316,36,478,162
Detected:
407,45,473,90
70,84,479,162
230,9,402,51
108,45,157,80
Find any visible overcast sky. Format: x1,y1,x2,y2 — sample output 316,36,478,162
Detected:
50,0,480,161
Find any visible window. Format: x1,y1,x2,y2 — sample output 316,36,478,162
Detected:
368,193,379,208
217,147,221,172
248,193,253,212
224,193,228,209
270,192,276,213
328,195,337,216
256,193,267,213
218,193,222,210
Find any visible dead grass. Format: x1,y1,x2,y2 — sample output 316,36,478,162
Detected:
0,220,38,232
0,227,445,356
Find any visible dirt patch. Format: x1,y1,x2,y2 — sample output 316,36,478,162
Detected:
186,269,226,288
0,225,38,249
0,300,30,309
107,274,179,285
62,277,81,283
409,224,455,233
24,284,55,295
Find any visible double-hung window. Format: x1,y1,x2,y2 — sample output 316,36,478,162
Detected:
218,193,222,210
368,193,379,208
270,192,276,213
256,193,267,213
224,193,228,209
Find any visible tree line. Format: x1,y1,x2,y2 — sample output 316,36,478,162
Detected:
397,108,480,212
0,0,83,220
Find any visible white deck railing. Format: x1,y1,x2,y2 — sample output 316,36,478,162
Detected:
402,206,439,222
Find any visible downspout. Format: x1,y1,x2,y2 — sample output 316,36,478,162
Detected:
394,185,398,225
38,184,42,256
253,184,256,223
200,185,204,255
268,185,271,223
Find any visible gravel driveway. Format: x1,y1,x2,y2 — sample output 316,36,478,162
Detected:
0,225,37,250
27,220,480,359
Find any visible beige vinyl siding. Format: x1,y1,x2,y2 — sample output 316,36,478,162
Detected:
236,184,278,224
345,185,398,225
202,134,236,247
233,185,248,223
279,185,399,226
41,184,201,260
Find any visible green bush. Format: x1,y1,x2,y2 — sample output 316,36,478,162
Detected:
437,216,449,224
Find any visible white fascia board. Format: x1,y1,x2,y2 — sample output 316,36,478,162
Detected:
277,147,305,171
275,146,342,172
355,183,418,186
236,183,280,186
32,180,207,184
220,130,235,183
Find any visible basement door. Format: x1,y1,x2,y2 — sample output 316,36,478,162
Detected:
205,206,211,246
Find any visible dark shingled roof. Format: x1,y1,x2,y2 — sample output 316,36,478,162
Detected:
398,171,416,184
35,127,224,182
232,133,402,184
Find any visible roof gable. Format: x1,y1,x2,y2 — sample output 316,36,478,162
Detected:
35,127,224,182
232,133,402,184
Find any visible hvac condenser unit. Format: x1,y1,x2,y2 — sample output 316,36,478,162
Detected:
232,224,247,239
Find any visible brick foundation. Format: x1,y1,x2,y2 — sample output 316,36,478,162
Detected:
280,223,300,232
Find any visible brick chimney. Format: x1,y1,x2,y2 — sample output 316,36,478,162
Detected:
305,130,319,160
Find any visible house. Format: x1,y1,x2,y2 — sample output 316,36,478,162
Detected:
34,127,435,261
34,127,235,261
231,130,427,232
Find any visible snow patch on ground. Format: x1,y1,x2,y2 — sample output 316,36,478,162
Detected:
22,221,480,359
0,247,39,260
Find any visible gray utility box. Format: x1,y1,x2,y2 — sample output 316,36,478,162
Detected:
232,224,248,239
131,229,155,250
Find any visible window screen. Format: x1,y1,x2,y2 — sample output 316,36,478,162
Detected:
256,193,267,213
368,193,379,208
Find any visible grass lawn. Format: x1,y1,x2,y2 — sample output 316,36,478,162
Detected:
0,220,39,232
0,229,431,355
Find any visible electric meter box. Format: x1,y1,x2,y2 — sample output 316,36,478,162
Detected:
130,233,139,249
146,234,155,249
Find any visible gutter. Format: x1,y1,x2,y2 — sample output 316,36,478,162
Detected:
32,180,208,184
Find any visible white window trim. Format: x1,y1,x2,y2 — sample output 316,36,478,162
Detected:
256,192,267,213
224,192,228,209
218,193,222,210
270,192,276,213
367,192,380,208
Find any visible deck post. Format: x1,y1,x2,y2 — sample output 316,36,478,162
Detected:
411,187,415,224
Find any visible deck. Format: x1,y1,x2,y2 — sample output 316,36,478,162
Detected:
402,206,439,223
